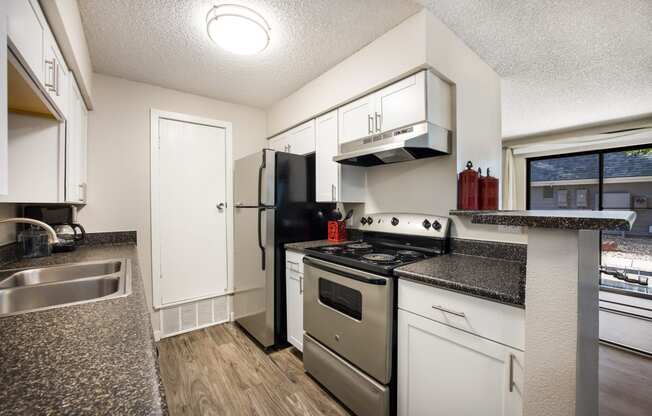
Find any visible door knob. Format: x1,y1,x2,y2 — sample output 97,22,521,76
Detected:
216,202,226,210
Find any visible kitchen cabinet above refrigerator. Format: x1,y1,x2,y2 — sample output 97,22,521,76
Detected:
268,119,316,155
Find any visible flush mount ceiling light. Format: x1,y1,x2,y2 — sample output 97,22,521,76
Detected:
206,4,271,55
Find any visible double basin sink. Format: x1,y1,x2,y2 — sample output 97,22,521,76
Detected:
0,259,131,317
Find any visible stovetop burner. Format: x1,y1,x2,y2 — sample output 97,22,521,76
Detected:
306,238,442,276
345,242,374,251
397,250,423,258
362,253,398,264
321,246,343,253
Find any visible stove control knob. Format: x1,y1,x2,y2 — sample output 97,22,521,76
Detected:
360,217,367,225
422,219,431,229
366,216,373,225
391,217,399,226
432,220,442,231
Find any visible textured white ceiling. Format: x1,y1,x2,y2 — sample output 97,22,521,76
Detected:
417,0,652,138
78,0,421,109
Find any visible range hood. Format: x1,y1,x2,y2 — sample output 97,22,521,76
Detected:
333,122,451,166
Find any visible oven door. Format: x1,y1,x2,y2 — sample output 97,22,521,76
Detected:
303,256,394,384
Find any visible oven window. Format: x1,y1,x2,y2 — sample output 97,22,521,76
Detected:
318,278,362,320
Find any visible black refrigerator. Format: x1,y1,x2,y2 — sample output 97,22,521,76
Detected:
233,149,335,348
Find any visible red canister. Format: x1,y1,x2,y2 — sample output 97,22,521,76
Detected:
458,161,479,210
479,167,499,210
328,220,347,242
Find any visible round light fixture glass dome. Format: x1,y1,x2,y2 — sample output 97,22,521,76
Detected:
206,4,271,55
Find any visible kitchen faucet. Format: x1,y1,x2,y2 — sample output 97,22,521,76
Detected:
0,218,59,244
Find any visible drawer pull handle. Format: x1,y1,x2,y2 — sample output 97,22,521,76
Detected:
431,304,466,318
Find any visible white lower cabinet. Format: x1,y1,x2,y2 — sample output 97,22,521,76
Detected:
398,280,524,416
286,250,304,351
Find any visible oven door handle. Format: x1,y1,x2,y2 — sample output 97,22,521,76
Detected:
303,257,388,286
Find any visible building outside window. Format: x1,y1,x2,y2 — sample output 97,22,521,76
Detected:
528,146,652,299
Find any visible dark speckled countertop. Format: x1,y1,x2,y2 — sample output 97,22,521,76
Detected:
0,244,167,415
450,209,635,231
395,254,526,307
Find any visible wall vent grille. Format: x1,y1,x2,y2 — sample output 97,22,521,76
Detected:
159,295,230,339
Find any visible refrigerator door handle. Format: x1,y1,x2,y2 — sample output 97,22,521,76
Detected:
258,207,265,270
258,150,267,206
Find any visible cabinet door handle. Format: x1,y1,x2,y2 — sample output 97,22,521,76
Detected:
299,275,303,294
288,144,292,153
55,59,60,96
331,184,336,201
78,183,87,202
375,112,382,132
44,59,56,92
367,114,373,135
509,354,516,392
431,304,466,318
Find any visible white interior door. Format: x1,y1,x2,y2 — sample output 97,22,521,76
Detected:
157,118,228,305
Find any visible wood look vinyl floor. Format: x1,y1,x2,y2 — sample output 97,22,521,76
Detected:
158,323,351,416
158,323,652,416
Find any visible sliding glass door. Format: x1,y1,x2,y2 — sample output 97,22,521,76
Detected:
527,145,652,299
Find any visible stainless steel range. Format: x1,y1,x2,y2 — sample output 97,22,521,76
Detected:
302,213,450,416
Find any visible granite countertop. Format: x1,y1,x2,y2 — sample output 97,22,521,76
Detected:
450,209,635,231
395,254,526,307
285,239,353,253
0,244,168,415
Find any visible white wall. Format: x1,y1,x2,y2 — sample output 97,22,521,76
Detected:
267,10,525,244
77,74,266,329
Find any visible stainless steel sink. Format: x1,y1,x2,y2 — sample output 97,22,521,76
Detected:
0,260,122,289
0,259,131,317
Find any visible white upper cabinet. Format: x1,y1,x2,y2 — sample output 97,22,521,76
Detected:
316,111,339,202
315,111,365,203
0,113,65,203
66,82,86,203
338,94,374,144
65,80,88,203
337,70,452,145
43,31,69,120
7,0,45,85
286,120,315,155
267,132,289,152
268,120,316,155
7,0,71,121
2,0,88,203
374,71,426,133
